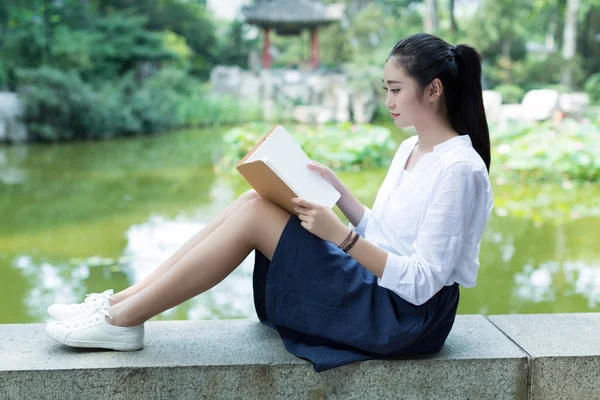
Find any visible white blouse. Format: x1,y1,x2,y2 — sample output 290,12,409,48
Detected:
349,134,494,306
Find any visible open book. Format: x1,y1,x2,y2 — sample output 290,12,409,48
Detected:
236,125,341,216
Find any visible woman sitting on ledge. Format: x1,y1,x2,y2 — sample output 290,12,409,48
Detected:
45,33,494,373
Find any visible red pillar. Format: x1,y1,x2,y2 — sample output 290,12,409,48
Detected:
262,27,271,69
311,27,319,69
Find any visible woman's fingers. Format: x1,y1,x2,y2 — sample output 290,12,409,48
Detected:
294,205,309,214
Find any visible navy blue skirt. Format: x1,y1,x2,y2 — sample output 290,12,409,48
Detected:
253,215,460,372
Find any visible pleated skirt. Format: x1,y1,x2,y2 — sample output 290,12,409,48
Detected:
253,215,460,372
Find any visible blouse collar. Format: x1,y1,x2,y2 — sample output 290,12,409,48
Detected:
432,134,472,154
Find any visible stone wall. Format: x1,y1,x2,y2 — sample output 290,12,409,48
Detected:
483,89,591,123
0,92,28,144
1,313,599,399
210,66,377,124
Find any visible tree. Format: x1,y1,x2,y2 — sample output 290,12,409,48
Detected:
423,0,439,33
449,0,458,32
561,0,580,89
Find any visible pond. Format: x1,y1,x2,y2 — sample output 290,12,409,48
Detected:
1,127,599,324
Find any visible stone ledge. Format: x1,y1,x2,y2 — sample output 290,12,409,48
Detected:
0,315,532,399
489,313,600,400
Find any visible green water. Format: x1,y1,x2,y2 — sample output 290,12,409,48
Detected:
1,128,599,324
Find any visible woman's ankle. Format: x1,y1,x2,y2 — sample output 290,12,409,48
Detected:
106,305,144,327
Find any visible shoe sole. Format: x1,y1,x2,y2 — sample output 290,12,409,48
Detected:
45,326,144,351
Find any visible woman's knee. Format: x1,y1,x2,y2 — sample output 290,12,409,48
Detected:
237,189,261,206
239,197,290,229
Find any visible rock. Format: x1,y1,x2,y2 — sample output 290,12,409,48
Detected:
482,90,502,122
0,92,29,143
260,70,275,121
335,87,351,122
520,89,560,121
499,104,524,122
0,116,6,142
293,105,334,124
558,92,590,118
210,66,261,103
351,86,377,123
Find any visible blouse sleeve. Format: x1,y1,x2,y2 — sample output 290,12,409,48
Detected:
378,162,484,305
348,205,371,238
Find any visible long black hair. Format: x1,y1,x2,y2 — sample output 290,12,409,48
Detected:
388,33,491,173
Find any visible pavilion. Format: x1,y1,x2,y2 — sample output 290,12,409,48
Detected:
242,0,343,69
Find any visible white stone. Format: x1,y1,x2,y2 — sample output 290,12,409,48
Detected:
0,92,28,143
499,104,524,121
335,87,350,122
520,89,560,121
0,117,6,142
482,90,503,122
352,86,377,123
210,66,261,103
293,105,334,124
558,92,590,116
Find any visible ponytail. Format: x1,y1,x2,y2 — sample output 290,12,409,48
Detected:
448,45,491,172
388,34,492,173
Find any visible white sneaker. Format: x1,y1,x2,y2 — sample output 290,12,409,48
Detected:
45,308,144,351
47,289,114,321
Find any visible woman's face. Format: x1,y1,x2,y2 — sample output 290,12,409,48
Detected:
382,58,429,129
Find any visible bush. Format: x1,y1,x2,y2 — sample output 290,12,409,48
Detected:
493,84,525,104
17,67,102,141
493,118,600,183
584,73,600,105
215,123,397,175
16,65,265,141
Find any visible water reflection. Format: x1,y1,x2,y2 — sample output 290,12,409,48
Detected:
6,174,260,323
2,127,600,323
0,146,28,184
515,260,600,308
122,212,257,321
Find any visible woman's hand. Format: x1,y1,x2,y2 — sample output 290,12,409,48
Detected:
307,160,346,198
291,197,349,245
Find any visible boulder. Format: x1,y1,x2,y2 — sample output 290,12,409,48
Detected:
293,105,334,124
482,90,502,122
351,86,377,123
0,92,29,143
520,89,560,121
558,92,590,118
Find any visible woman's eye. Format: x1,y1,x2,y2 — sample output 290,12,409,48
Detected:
382,86,388,92
390,89,400,94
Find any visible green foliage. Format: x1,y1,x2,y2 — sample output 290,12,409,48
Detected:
214,19,260,69
17,67,101,141
493,84,526,104
17,66,145,140
215,123,397,175
16,65,264,141
492,119,600,183
584,73,600,104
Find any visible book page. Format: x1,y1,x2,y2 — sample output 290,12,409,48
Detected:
246,126,340,208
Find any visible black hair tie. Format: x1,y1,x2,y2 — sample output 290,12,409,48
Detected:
449,45,457,62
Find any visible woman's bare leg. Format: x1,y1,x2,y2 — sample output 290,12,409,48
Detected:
111,190,261,305
106,198,292,327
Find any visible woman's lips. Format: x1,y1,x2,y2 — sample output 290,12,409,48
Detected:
390,113,400,119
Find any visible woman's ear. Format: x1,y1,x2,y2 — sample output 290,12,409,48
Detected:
427,78,444,102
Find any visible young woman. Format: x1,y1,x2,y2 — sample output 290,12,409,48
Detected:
45,33,494,372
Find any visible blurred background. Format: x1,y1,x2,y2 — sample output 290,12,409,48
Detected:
1,0,599,324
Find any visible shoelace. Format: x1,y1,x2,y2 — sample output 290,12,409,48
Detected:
82,291,112,305
64,308,113,329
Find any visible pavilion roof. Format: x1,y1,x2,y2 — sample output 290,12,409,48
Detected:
242,0,343,32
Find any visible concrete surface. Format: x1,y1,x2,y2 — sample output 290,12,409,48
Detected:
0,315,528,400
489,313,600,400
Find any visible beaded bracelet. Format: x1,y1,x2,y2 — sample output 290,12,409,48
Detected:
338,229,354,250
342,231,360,253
